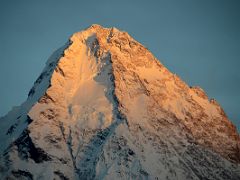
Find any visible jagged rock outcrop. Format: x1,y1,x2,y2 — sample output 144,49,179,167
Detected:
0,24,239,180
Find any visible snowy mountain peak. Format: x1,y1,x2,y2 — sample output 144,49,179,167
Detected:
0,25,239,180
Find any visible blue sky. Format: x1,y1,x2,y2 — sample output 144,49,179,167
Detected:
0,0,239,131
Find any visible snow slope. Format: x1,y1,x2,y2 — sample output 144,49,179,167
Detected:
0,24,239,180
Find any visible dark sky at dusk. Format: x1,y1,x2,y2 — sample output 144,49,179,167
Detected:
0,0,239,131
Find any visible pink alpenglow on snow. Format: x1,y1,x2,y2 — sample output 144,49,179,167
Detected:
0,24,239,180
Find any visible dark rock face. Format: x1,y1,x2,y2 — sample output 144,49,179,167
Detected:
14,130,52,163
12,170,33,180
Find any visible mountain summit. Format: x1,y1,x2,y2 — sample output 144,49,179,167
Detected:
0,24,239,180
